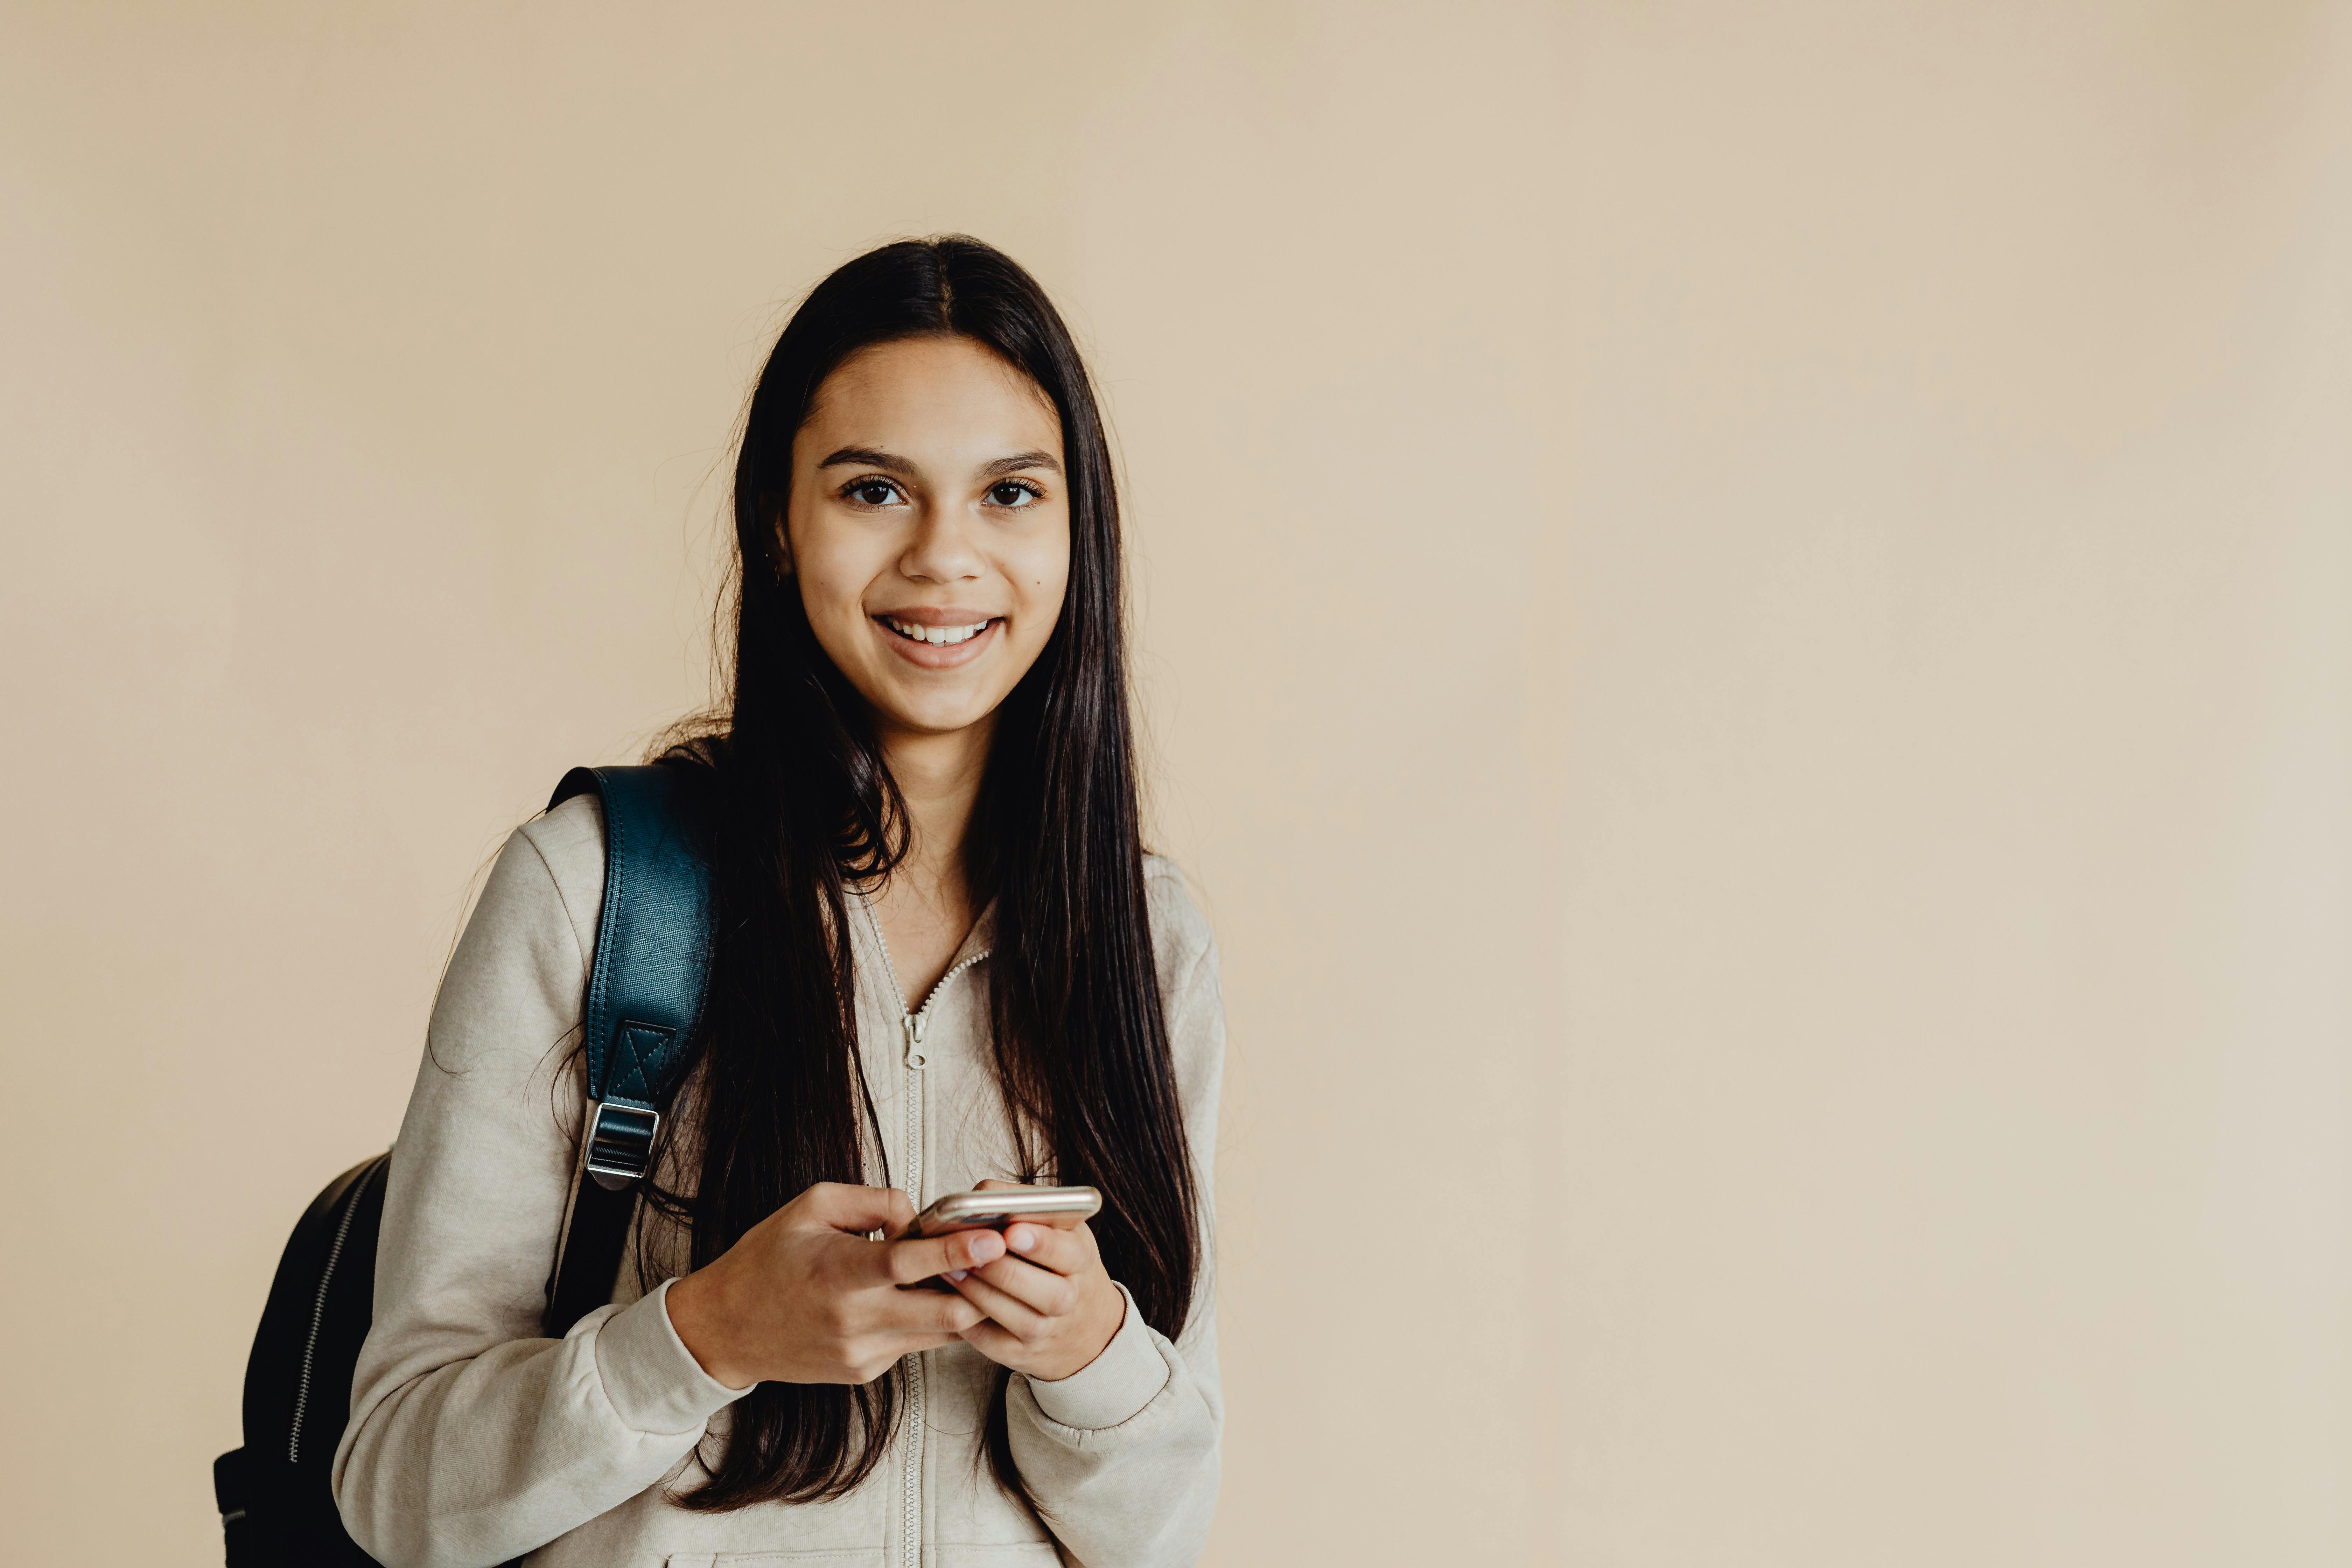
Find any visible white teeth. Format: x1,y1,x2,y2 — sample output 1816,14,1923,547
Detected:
887,618,992,646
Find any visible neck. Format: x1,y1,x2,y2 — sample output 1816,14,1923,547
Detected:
874,715,994,909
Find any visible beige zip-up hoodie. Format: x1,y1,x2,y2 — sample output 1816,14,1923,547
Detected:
332,794,1224,1568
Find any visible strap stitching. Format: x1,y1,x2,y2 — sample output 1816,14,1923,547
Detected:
583,767,628,1103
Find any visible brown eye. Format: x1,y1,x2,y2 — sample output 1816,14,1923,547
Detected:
848,480,902,507
988,480,1040,507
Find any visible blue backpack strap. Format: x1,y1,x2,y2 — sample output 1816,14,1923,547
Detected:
551,763,714,1186
543,763,713,1335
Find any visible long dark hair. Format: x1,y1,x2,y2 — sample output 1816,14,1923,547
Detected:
648,236,1200,1510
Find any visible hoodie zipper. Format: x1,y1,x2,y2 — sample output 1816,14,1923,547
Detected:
288,1157,384,1465
858,896,988,1568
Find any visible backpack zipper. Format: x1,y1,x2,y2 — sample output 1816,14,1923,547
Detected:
857,897,988,1568
287,1158,384,1465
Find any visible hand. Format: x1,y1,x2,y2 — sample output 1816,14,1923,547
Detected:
664,1182,1007,1390
940,1179,1127,1382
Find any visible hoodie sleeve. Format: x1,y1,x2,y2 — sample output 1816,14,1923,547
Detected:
331,797,744,1568
1006,861,1227,1567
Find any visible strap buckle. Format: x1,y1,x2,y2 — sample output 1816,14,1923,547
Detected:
583,1100,659,1190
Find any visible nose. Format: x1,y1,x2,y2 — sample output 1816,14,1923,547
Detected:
899,502,985,585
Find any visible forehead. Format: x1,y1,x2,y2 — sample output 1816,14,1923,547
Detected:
799,336,1061,460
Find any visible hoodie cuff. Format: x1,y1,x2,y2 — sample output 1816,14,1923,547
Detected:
1024,1282,1170,1431
592,1278,746,1436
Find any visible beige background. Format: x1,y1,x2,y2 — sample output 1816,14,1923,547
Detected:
6,2,2351,1562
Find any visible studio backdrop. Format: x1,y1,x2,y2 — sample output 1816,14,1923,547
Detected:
4,3,2350,1563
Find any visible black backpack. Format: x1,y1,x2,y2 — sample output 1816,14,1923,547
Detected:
214,765,714,1566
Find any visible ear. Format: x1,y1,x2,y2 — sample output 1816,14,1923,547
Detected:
762,494,793,577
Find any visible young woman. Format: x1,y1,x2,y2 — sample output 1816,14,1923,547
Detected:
333,238,1224,1567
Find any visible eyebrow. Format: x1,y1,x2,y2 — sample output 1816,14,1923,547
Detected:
817,446,916,475
978,450,1062,478
816,446,1063,479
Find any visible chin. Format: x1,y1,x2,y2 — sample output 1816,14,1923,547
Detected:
876,691,998,736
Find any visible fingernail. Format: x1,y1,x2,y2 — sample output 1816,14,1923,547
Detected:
972,1232,1004,1261
1008,1226,1035,1252
945,1269,968,1283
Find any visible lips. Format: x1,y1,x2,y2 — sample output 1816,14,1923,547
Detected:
872,613,1002,669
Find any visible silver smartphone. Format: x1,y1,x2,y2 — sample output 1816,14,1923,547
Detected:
908,1185,1101,1239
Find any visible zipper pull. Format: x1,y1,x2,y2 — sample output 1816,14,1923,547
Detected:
903,1011,928,1070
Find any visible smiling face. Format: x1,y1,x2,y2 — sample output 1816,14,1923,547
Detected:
783,335,1072,743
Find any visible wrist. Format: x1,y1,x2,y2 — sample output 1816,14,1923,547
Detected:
1042,1275,1128,1382
665,1266,755,1391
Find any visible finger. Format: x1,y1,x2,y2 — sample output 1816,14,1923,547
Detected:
958,1317,1024,1359
876,1226,1006,1287
873,1284,990,1336
997,1221,1091,1276
964,1252,1084,1318
944,1265,1048,1338
799,1182,916,1237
